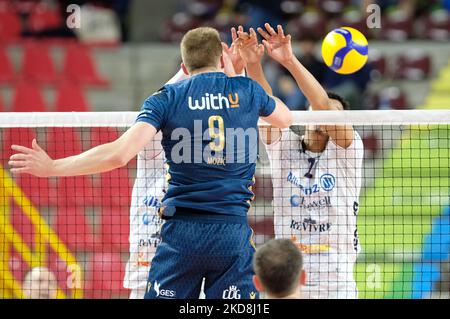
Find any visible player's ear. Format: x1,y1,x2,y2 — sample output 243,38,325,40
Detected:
181,63,189,76
299,270,306,286
253,275,265,292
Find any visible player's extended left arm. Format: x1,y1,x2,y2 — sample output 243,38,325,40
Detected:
9,122,157,177
284,57,354,148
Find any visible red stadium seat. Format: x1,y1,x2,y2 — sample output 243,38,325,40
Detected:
8,249,31,284
54,206,97,252
45,127,82,160
46,250,72,293
90,127,120,147
249,217,275,238
56,176,100,207
186,0,222,18
28,3,62,33
100,167,132,208
375,87,408,110
0,46,15,83
380,11,413,41
62,45,109,87
368,49,388,79
286,11,326,41
21,43,58,84
161,13,201,42
394,50,431,80
362,134,379,158
84,252,129,298
11,82,46,112
253,175,273,201
280,0,306,17
331,11,369,37
9,0,39,15
0,11,22,43
10,201,37,248
318,0,352,14
54,83,90,112
0,90,5,111
14,174,54,206
416,10,450,41
100,206,130,252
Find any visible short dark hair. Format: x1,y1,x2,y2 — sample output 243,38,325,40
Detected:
326,91,350,110
253,239,303,297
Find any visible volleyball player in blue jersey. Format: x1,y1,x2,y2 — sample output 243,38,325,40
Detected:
9,26,292,299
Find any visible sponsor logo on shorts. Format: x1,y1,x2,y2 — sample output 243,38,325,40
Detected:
222,285,241,299
188,93,239,110
154,281,176,298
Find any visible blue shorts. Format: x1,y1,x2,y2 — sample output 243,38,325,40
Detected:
143,210,258,299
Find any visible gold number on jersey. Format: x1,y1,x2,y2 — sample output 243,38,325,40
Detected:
208,115,225,151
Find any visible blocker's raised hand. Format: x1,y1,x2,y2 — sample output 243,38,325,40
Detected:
222,26,247,74
221,42,237,77
236,27,265,65
9,139,54,177
257,23,293,65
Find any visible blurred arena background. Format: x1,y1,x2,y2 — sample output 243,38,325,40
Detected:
0,0,449,299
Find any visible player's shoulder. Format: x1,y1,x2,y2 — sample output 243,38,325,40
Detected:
229,75,260,87
146,80,188,101
325,129,364,154
353,131,364,148
157,78,189,93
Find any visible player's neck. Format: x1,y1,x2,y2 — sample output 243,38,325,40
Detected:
190,67,222,76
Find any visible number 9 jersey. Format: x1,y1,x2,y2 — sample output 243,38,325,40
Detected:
136,72,276,217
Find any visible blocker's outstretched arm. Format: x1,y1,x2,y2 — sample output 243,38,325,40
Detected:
259,23,354,148
9,122,157,177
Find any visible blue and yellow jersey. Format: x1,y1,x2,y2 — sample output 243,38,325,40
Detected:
136,72,275,216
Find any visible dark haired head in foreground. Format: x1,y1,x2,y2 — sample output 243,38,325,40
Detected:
253,239,305,299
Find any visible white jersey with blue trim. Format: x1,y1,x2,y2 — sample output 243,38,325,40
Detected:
123,134,165,290
265,129,364,299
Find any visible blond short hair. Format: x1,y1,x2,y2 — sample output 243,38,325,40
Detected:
181,27,222,72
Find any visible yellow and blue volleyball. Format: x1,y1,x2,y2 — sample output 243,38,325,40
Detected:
321,27,369,74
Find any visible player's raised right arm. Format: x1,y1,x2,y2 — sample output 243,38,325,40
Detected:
9,122,157,177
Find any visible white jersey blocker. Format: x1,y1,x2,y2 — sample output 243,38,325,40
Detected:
265,129,364,299
123,133,165,291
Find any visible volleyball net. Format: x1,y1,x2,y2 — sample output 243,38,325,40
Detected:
0,110,449,299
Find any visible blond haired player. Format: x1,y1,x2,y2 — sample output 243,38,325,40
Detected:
9,27,292,299
126,38,244,298
237,24,364,299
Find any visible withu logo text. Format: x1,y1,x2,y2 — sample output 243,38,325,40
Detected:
188,93,239,110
